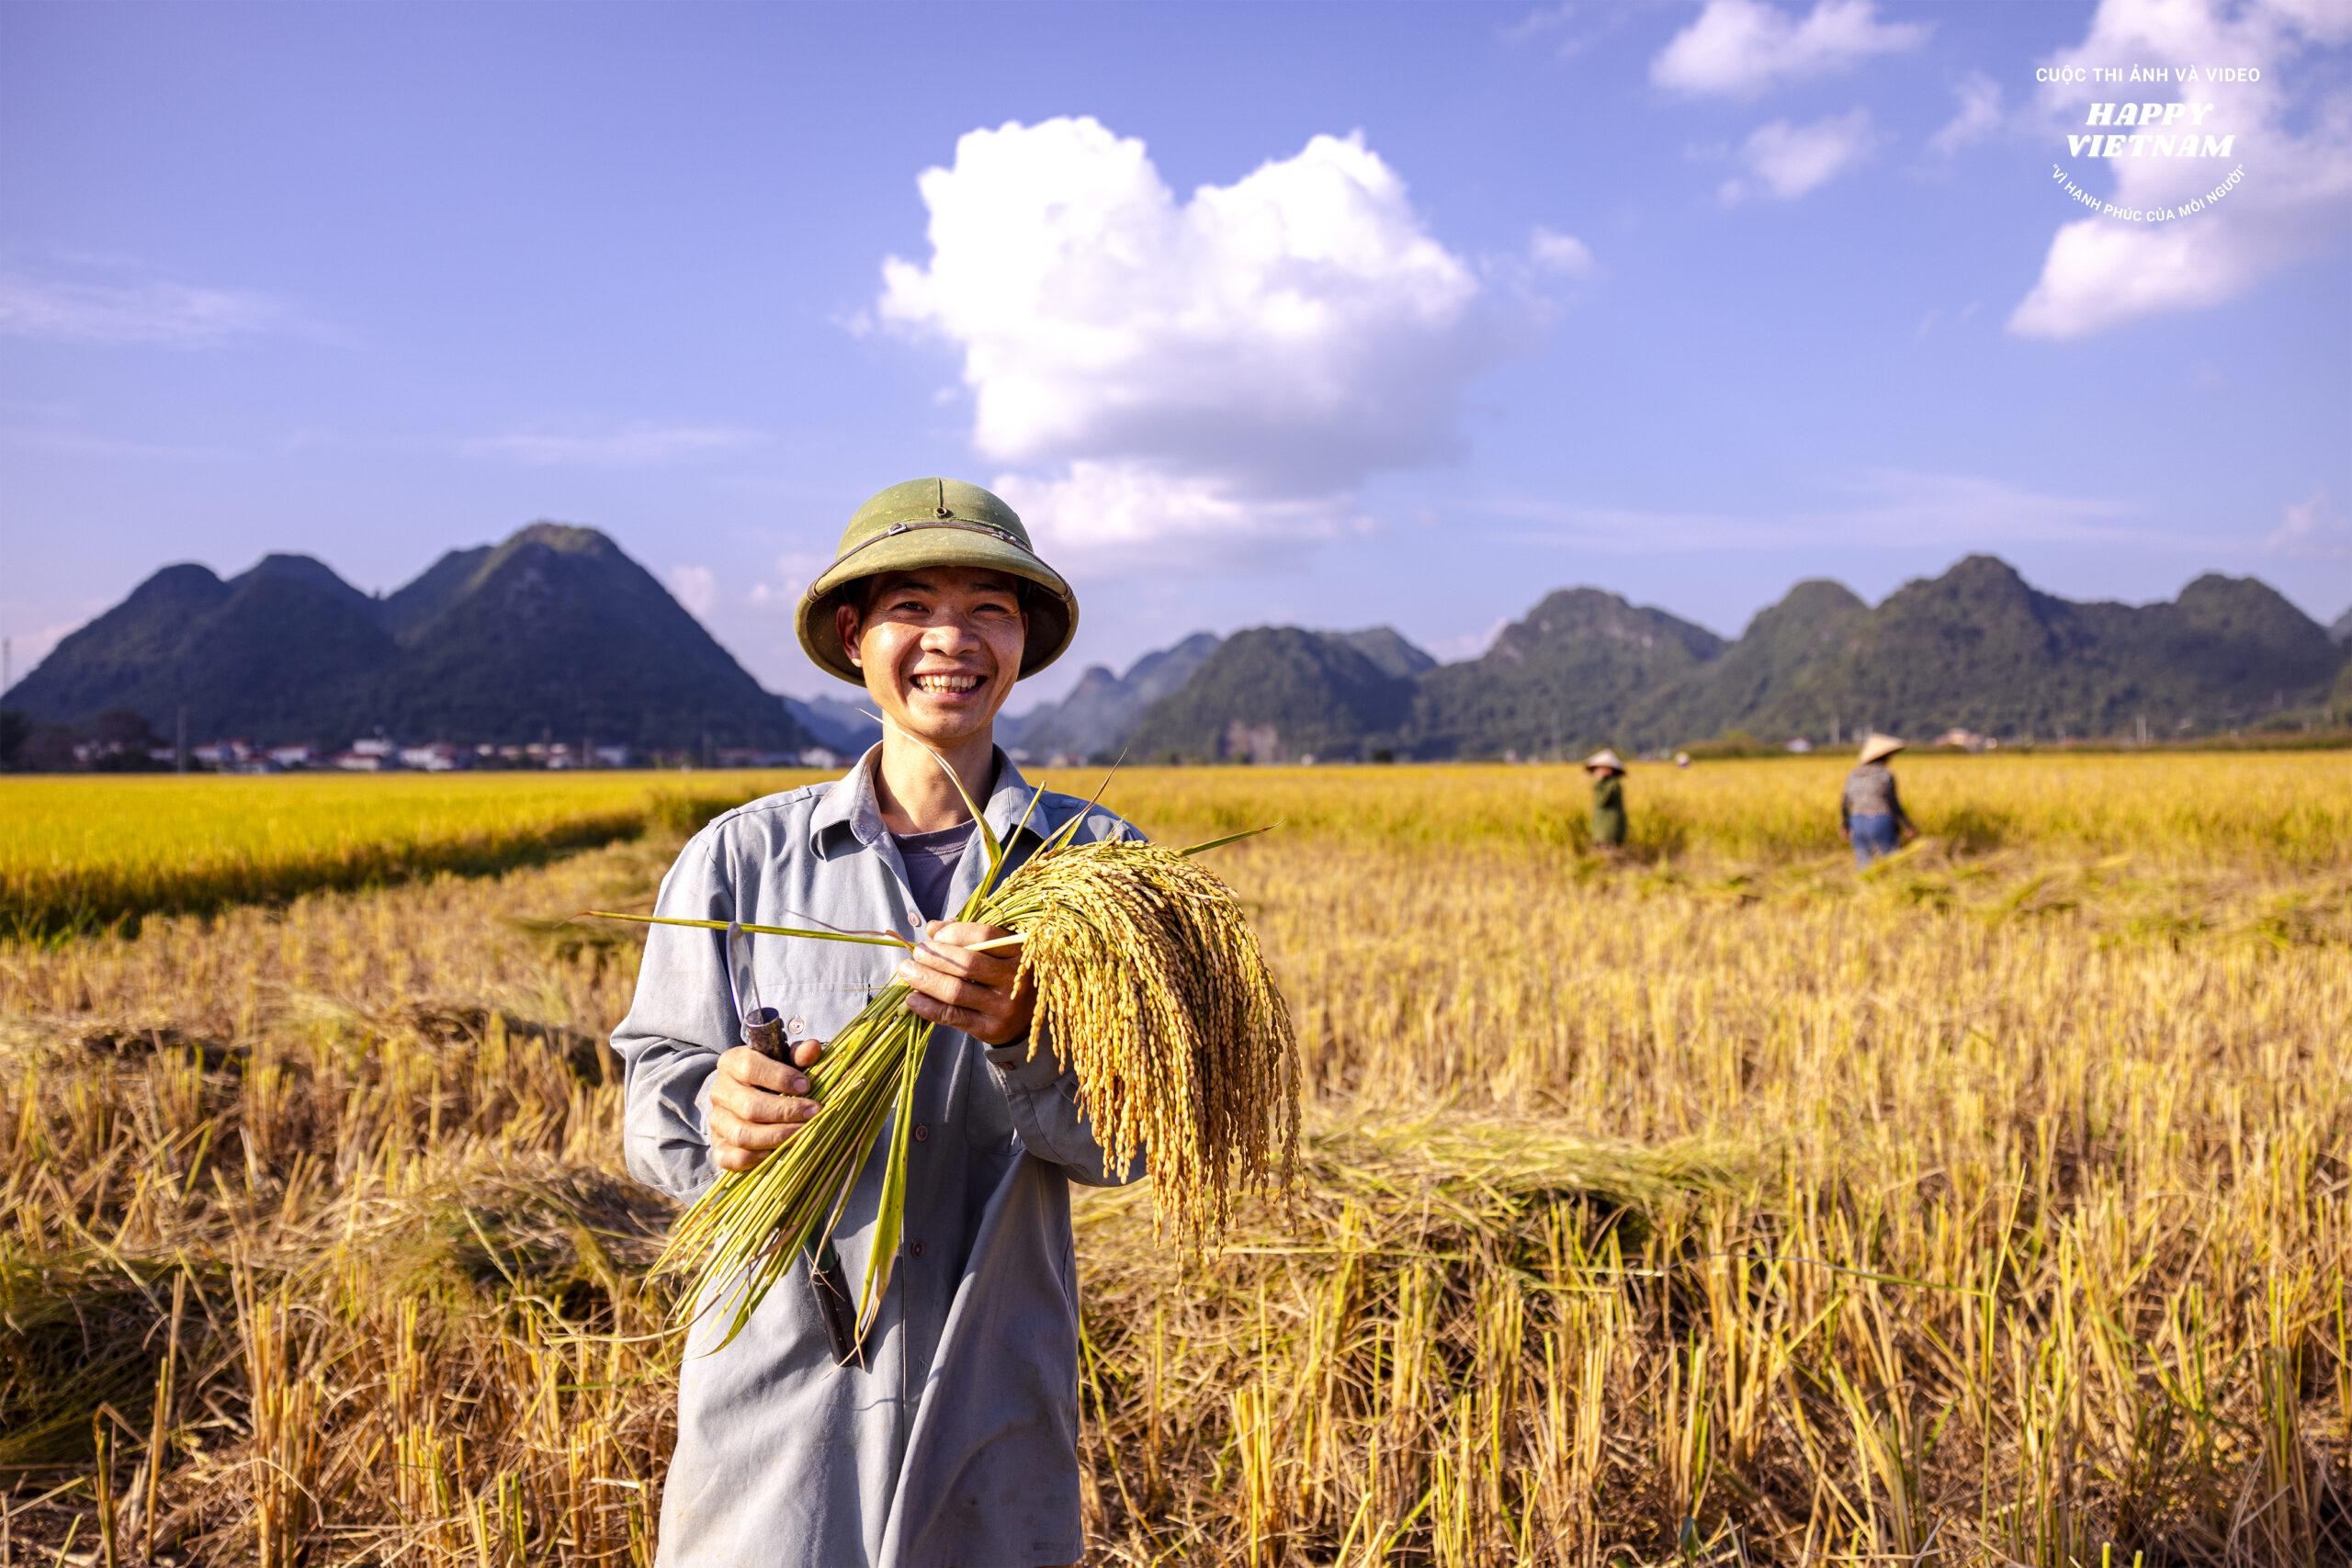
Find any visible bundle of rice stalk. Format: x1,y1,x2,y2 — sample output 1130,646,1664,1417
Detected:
582,771,1297,1354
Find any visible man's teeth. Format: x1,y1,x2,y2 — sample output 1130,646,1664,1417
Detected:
914,674,981,693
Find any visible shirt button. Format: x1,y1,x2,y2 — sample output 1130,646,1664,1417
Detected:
913,1123,929,1142
786,1016,806,1035
910,1241,925,1258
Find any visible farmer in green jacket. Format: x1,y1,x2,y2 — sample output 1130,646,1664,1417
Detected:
1584,749,1628,850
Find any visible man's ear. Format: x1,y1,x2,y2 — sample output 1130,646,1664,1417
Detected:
833,600,862,668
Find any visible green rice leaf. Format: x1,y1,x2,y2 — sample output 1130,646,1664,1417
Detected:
580,910,910,950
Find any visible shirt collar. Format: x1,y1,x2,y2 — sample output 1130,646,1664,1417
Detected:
808,740,1064,856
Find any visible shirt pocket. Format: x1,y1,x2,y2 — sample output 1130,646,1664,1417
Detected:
751,978,874,1058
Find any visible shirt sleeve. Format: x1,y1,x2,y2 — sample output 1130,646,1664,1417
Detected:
985,1017,1146,1188
607,830,738,1202
981,810,1149,1189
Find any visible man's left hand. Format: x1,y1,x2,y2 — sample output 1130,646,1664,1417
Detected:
897,919,1035,1045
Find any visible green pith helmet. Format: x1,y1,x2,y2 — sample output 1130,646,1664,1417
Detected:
796,478,1079,686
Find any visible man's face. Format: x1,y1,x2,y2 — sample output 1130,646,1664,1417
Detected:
836,566,1027,748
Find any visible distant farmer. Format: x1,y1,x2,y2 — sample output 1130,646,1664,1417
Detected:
1840,733,1917,867
1584,748,1628,850
610,478,1143,1568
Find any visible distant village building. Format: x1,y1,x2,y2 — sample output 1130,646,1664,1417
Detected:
398,743,469,772
593,743,633,768
331,750,391,772
797,747,842,769
1934,728,1995,752
1784,737,1814,753
267,744,314,769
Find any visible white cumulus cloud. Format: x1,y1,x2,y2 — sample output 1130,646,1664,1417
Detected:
985,460,1372,574
2010,0,2352,340
1720,108,1878,202
875,117,1518,568
1651,0,1928,100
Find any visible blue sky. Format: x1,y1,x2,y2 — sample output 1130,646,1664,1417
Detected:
5,0,2348,705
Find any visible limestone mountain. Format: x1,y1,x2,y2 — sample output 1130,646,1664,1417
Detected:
1333,626,1437,681
1126,627,1417,762
1626,579,1869,747
5,523,809,752
1756,558,2343,741
378,544,494,642
1013,631,1223,761
1407,588,1725,759
5,554,397,742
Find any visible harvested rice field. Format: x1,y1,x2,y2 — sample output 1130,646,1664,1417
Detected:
2,754,2346,1564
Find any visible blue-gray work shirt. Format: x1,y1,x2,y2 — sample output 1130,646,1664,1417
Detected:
609,746,1147,1567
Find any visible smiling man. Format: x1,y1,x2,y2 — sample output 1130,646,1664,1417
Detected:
609,478,1146,1568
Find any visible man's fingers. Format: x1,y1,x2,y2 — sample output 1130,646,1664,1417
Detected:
903,988,981,1032
898,960,997,1015
710,1100,815,1151
906,940,1016,991
710,1080,816,1127
790,1037,823,1070
912,923,1020,985
718,1044,807,1095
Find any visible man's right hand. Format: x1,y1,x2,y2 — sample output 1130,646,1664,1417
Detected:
708,1039,824,1173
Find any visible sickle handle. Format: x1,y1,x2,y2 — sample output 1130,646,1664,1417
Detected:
743,1006,786,1062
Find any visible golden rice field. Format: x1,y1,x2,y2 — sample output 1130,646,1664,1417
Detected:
0,772,828,941
2,753,2346,1565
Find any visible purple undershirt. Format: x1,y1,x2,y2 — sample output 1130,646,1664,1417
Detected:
891,821,972,923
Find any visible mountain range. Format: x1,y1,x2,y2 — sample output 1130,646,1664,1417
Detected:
6,525,2345,764
6,523,809,752
1117,558,2346,762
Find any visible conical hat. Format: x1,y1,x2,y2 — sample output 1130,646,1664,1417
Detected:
1583,748,1625,773
1858,734,1905,764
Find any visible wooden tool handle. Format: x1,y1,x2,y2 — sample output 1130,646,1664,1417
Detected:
743,1006,786,1061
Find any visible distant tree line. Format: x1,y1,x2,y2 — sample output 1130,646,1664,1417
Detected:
0,707,176,772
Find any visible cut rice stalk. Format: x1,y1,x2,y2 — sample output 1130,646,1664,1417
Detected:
585,769,1298,1355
